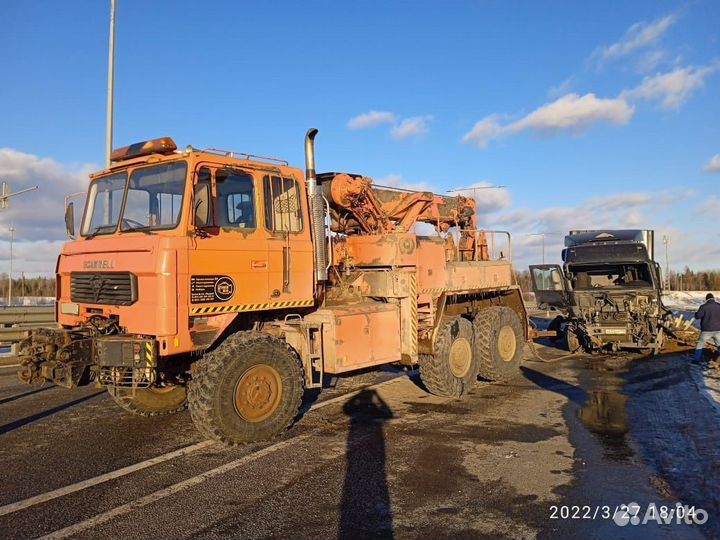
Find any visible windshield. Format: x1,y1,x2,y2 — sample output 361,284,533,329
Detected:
81,172,127,236
81,161,187,236
568,263,654,289
121,162,187,231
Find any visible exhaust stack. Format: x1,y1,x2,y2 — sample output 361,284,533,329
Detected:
305,128,328,281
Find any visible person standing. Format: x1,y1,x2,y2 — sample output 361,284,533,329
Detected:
694,293,720,360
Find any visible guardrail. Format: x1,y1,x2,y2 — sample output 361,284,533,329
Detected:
0,305,56,346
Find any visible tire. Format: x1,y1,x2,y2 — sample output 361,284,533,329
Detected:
188,331,304,445
111,385,187,417
566,329,581,353
419,317,477,398
473,306,524,381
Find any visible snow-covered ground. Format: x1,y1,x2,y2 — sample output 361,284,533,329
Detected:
665,292,720,410
662,290,720,311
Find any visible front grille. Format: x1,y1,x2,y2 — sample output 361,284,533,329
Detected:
70,272,137,306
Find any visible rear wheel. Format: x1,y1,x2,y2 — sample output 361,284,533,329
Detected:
474,306,524,381
111,385,187,416
419,317,477,398
188,331,304,445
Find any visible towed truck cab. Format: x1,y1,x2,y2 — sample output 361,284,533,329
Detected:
529,229,674,353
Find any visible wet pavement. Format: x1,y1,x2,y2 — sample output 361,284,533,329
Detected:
0,343,719,539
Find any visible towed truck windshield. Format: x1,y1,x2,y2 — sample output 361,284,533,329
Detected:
81,161,187,237
569,263,653,289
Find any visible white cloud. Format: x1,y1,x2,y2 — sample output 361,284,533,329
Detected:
697,195,720,217
347,110,397,130
635,50,666,73
451,181,511,215
0,240,67,276
703,154,720,173
0,148,96,275
390,115,433,140
348,111,433,140
511,93,633,131
621,64,719,109
377,176,510,215
483,190,714,270
377,174,433,193
593,15,676,64
463,93,634,148
585,193,654,211
547,76,575,99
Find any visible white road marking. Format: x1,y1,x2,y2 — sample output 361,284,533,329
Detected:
0,440,215,517
0,363,20,369
3,372,408,522
37,432,316,540
35,376,411,539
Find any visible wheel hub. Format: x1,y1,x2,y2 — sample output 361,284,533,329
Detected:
449,338,473,378
498,325,516,362
234,364,283,423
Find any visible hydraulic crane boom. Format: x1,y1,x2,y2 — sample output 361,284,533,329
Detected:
320,173,477,235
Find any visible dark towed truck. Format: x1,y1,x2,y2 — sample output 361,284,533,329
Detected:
529,229,695,354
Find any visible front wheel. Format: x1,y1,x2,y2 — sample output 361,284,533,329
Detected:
110,385,187,416
188,331,304,445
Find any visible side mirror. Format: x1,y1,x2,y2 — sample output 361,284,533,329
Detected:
194,184,211,227
65,202,75,239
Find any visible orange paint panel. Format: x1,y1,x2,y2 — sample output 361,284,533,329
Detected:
345,233,417,267
305,303,401,374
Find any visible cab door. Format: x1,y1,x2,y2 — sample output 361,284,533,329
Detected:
529,264,572,310
260,173,314,303
187,165,270,313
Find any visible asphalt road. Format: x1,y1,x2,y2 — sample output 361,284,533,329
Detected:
1,343,718,540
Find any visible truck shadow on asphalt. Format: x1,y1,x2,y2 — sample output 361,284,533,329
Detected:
0,384,55,406
338,388,394,540
0,390,105,436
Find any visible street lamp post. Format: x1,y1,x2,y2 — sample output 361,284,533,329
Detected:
446,185,507,197
662,235,670,291
106,0,116,168
8,225,15,306
527,232,563,264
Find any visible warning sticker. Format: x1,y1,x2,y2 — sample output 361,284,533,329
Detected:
191,275,236,304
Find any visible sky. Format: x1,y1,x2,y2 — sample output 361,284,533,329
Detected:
0,0,719,276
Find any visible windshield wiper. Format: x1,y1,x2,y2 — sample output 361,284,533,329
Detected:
122,225,153,234
85,224,117,239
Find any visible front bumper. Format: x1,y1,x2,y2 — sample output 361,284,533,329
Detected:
17,328,156,389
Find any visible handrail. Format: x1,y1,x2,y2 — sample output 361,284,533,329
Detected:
200,148,289,166
464,229,512,262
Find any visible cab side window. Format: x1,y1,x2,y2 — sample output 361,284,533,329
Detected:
194,167,215,227
263,175,302,233
216,169,256,229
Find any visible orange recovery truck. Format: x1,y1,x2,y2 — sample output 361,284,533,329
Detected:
17,130,529,444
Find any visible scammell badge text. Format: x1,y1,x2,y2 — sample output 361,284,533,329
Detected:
83,260,115,269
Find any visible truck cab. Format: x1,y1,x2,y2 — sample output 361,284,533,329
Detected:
529,230,671,353
25,137,315,391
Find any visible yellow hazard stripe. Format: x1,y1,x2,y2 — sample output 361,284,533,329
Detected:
145,341,154,366
419,287,447,294
189,299,315,315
